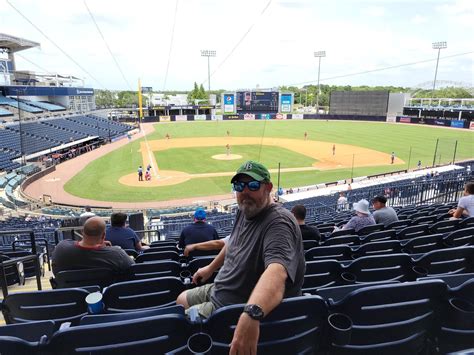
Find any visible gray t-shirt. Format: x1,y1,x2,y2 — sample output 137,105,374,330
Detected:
211,204,305,308
52,239,134,275
373,206,399,227
458,195,474,217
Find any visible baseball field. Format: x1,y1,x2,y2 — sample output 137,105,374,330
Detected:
61,120,473,203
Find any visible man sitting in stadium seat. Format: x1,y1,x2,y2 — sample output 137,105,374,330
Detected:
79,206,95,225
334,199,375,233
106,212,149,252
371,195,399,227
178,208,219,249
183,236,229,257
176,161,305,354
449,181,474,218
291,204,321,243
52,216,134,275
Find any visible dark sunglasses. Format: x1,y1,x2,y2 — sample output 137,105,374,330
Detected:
233,180,262,192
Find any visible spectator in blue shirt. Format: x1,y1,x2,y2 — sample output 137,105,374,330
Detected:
178,208,219,249
106,212,148,252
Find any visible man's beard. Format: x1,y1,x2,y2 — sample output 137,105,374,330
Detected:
238,195,269,219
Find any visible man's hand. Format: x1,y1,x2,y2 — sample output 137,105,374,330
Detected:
184,244,195,257
103,241,112,247
192,265,213,285
230,313,260,355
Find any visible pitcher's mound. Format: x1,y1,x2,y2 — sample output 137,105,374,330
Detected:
212,154,242,160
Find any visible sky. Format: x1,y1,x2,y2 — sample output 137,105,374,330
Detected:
1,0,473,91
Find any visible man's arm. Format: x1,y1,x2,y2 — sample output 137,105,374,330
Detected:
229,263,287,355
192,244,227,284
184,239,225,257
452,207,465,219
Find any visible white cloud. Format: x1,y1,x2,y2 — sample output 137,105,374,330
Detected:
411,15,427,24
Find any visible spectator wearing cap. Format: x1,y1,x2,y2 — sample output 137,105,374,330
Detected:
335,199,375,233
291,204,321,243
176,160,305,354
178,208,219,249
372,196,399,227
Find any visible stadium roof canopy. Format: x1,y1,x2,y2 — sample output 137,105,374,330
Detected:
0,33,40,53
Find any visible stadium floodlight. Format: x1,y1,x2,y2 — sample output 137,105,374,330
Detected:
431,41,447,104
314,51,326,112
201,50,217,92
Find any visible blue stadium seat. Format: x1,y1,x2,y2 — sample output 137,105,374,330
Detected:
360,229,396,243
413,247,474,277
303,260,343,292
50,268,119,290
324,235,361,247
102,276,185,312
47,314,192,354
343,254,414,283
357,224,384,236
204,296,328,354
128,260,181,280
0,320,55,355
135,251,180,263
400,234,444,254
444,227,474,247
351,240,401,259
305,245,352,262
327,280,447,354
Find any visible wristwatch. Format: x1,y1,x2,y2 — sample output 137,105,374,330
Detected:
243,304,264,321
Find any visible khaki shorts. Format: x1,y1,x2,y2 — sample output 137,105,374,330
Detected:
186,283,216,319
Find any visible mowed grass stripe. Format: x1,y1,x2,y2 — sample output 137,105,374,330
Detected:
64,120,474,202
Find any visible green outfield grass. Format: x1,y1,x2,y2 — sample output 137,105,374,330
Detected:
64,120,474,202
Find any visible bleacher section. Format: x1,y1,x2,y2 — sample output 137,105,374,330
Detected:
0,95,42,113
20,100,65,112
0,107,13,117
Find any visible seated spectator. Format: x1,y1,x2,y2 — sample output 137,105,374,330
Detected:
290,204,320,243
106,212,149,252
371,195,399,227
449,181,474,218
184,236,229,257
335,199,375,233
52,217,134,275
178,208,219,249
337,192,348,211
79,206,95,225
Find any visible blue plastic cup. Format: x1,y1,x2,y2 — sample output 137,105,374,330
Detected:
86,292,104,314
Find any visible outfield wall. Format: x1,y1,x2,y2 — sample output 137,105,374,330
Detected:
139,113,473,130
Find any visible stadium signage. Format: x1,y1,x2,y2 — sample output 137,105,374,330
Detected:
194,114,207,121
76,89,94,95
399,117,411,123
244,113,255,120
434,119,446,126
275,113,286,120
259,113,271,120
292,114,304,119
159,115,171,122
225,115,240,120
470,122,474,130
450,120,464,128
175,115,187,121
211,114,223,121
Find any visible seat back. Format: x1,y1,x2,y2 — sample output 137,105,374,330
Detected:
386,220,411,230
361,229,396,243
328,280,447,354
414,246,474,276
327,229,356,239
352,240,401,259
357,224,384,236
48,314,191,354
302,240,318,251
344,254,413,283
401,234,444,254
324,235,360,247
205,296,328,354
305,245,352,262
128,260,181,280
397,224,429,240
135,251,179,263
0,320,55,355
52,268,118,289
1,288,89,327
102,276,185,312
444,227,474,247
303,260,343,292
429,219,459,234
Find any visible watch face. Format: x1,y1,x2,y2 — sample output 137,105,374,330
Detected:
246,304,264,320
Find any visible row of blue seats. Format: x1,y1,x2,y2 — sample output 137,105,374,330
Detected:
1,277,472,354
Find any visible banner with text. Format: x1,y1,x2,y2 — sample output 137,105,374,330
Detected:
159,115,171,122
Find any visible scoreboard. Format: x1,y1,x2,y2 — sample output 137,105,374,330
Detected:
236,91,279,112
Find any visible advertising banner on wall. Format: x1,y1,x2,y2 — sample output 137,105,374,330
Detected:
159,115,171,122
386,116,396,122
275,113,287,120
450,120,465,128
225,115,240,120
470,122,474,130
194,114,207,121
259,113,271,120
243,113,255,120
223,93,236,113
280,93,292,113
175,115,188,121
399,117,411,123
292,114,304,119
211,114,223,121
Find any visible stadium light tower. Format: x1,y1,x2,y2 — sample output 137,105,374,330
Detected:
431,41,447,104
201,50,216,92
314,51,326,112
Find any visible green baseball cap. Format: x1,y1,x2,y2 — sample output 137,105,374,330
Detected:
231,160,271,183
